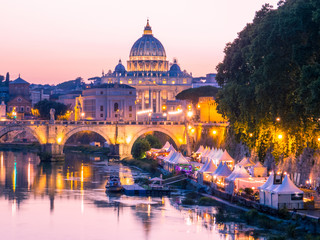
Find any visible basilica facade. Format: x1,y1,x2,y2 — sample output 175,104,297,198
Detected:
93,20,192,116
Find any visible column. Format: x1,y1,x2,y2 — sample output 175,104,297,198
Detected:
149,89,151,110
156,90,159,113
142,91,145,110
159,90,162,112
150,90,153,112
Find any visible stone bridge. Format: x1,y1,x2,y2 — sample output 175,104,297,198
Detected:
0,120,228,160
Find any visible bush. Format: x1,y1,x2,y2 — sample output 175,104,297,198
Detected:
278,207,290,220
185,192,199,199
181,198,196,205
244,209,260,224
244,187,254,195
198,197,216,206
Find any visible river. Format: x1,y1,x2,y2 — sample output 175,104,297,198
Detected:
0,150,268,240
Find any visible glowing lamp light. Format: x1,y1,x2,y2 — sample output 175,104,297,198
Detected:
187,111,193,117
57,137,62,144
81,112,85,117
197,104,200,109
191,128,195,134
212,130,217,135
126,136,132,144
162,105,166,110
318,137,320,142
188,125,192,130
249,133,253,137
278,134,283,140
276,117,280,122
163,113,167,117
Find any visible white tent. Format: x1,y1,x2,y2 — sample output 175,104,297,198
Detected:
251,161,267,177
196,145,205,154
166,144,176,153
171,153,189,165
201,159,217,173
236,157,255,168
225,166,250,194
218,150,235,167
209,149,224,165
199,159,210,172
213,163,232,177
270,175,304,210
258,173,274,205
198,159,217,184
162,141,171,150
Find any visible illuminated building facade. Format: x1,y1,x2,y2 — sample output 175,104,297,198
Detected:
93,20,193,118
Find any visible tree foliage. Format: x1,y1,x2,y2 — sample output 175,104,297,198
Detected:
132,139,151,159
216,0,320,161
145,134,162,149
34,100,69,120
176,86,219,104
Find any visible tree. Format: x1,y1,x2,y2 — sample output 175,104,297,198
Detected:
34,100,69,120
145,134,162,149
132,139,151,159
216,0,320,161
176,86,219,104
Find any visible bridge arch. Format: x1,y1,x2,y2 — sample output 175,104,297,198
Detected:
127,126,184,154
60,126,112,147
0,125,46,144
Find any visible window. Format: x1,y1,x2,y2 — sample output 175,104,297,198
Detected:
26,107,30,112
172,81,175,84
114,103,119,112
128,80,132,84
120,80,123,84
129,114,132,118
129,106,132,111
139,80,142,84
17,98,22,102
100,113,103,118
100,91,103,95
100,105,103,111
129,91,132,95
162,80,167,84
183,78,187,84
20,107,24,112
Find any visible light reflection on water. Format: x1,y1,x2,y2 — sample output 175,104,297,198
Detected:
0,151,264,240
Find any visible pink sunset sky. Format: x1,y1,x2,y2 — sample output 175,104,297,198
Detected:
0,0,279,85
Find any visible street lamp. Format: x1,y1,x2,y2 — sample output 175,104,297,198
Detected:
81,112,85,120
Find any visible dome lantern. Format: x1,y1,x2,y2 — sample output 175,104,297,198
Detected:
143,19,152,35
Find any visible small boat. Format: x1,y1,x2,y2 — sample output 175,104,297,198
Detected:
105,176,123,192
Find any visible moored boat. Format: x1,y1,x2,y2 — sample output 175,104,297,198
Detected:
105,176,123,192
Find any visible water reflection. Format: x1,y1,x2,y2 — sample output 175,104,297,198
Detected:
0,151,265,240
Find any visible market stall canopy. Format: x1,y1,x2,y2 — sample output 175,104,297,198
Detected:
237,157,255,168
171,153,189,165
212,162,223,175
166,144,176,153
226,166,250,182
272,175,303,194
196,145,205,153
218,150,235,164
258,173,274,190
211,163,232,177
200,159,216,173
162,141,171,150
199,159,210,172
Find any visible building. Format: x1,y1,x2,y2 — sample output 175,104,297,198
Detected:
91,20,193,120
79,83,136,121
198,97,225,123
7,76,32,118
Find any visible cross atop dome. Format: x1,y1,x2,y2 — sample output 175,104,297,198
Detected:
143,19,152,35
